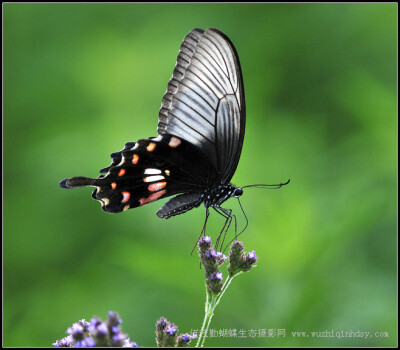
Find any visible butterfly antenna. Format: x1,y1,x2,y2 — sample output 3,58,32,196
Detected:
242,178,290,190
237,197,248,236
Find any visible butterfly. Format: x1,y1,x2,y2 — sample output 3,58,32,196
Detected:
60,28,289,246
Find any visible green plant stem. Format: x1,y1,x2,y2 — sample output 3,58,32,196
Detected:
196,274,239,347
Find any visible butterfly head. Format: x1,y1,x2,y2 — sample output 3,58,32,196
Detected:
233,187,243,198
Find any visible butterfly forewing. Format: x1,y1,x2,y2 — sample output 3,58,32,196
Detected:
158,28,245,183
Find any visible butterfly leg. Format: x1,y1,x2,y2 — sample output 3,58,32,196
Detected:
213,206,237,252
221,207,238,239
222,198,248,252
191,207,210,255
220,207,238,251
212,206,229,250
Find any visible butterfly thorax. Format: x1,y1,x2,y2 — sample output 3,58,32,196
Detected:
202,183,237,208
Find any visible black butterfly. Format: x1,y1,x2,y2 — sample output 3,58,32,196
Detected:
60,28,288,245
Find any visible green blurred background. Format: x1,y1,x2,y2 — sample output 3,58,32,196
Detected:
4,3,397,347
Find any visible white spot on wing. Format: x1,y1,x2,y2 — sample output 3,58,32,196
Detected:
153,135,163,141
144,168,162,175
117,156,126,166
144,175,165,183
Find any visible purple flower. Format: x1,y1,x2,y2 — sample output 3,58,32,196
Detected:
155,317,195,347
241,249,258,271
228,241,258,274
166,325,177,335
197,237,226,295
54,311,137,348
248,250,256,260
164,323,179,347
123,338,138,347
211,250,218,258
176,333,197,347
67,323,85,341
198,236,213,253
68,323,83,335
216,252,227,265
203,236,211,244
155,317,168,347
89,317,107,338
75,337,95,347
112,326,121,334
210,272,223,281
84,337,96,347
108,311,122,326
112,332,126,344
53,335,73,347
98,322,108,335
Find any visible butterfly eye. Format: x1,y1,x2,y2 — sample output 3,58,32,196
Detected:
233,188,243,198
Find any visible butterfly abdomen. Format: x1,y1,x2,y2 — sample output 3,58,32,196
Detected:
156,192,203,219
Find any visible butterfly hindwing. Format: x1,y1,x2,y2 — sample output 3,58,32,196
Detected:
62,135,218,213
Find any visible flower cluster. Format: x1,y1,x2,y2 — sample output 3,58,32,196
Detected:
53,238,259,347
155,317,197,347
53,311,137,347
198,236,227,295
227,241,258,276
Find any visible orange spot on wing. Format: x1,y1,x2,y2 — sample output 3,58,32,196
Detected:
123,204,130,211
121,191,130,203
148,182,167,192
132,154,139,164
111,182,117,190
118,169,126,176
139,190,166,206
147,142,156,152
169,137,181,148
